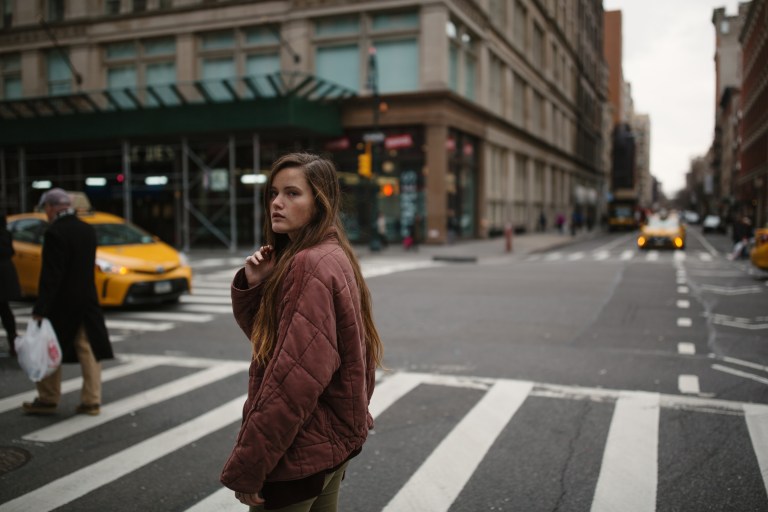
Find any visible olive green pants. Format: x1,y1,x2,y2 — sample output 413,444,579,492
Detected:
250,463,348,512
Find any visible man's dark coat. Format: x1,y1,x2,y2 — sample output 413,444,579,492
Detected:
33,212,113,363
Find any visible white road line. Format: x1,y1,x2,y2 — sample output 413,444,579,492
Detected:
676,277,687,285
179,295,232,304
544,252,563,261
646,251,659,261
187,288,232,297
722,356,768,374
677,318,692,327
591,392,659,512
677,343,696,355
23,363,244,442
620,250,634,261
698,252,713,262
593,250,610,261
673,251,686,261
15,316,176,333
712,365,768,386
687,228,720,256
178,304,233,314
677,286,689,294
0,358,160,414
744,404,768,498
676,300,690,309
382,380,532,512
0,396,245,512
113,311,215,323
593,233,634,252
678,375,700,394
567,252,585,261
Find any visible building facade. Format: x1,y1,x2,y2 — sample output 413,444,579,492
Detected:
0,0,607,249
738,0,767,227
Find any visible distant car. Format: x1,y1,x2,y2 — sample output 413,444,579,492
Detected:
682,210,700,224
751,228,768,270
637,213,686,250
702,215,726,234
8,209,192,307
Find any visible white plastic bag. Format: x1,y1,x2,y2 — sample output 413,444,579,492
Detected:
14,318,62,382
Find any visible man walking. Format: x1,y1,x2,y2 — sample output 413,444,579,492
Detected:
22,188,113,416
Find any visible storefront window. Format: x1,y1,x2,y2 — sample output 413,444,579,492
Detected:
447,130,478,237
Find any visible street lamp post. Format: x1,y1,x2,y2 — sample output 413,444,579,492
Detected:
367,47,382,252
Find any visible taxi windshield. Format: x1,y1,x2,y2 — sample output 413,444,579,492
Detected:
647,216,680,229
94,223,154,246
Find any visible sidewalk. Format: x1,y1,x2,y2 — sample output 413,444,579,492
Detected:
187,230,602,264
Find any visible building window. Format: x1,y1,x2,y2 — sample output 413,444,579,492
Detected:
133,0,146,13
371,11,418,31
513,1,527,49
513,73,525,127
47,51,72,95
374,39,418,93
489,0,507,30
1,53,21,99
316,45,359,92
532,23,544,69
105,37,177,107
446,20,477,100
2,0,13,29
47,0,64,22
201,30,236,50
315,15,359,37
489,53,503,114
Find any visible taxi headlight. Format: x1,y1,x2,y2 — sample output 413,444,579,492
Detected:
674,237,684,248
637,236,646,247
96,258,129,275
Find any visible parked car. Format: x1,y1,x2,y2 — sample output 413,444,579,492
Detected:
751,228,768,270
702,215,726,234
7,208,192,307
637,213,686,250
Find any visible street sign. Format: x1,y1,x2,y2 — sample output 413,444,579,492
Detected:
363,132,385,143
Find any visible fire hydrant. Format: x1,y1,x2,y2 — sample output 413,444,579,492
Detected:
504,223,513,253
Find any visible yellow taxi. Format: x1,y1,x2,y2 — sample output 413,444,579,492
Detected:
751,228,768,270
7,207,192,307
637,213,686,250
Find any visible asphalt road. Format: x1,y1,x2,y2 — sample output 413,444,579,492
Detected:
1,227,766,511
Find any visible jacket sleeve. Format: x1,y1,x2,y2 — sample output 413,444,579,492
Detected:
220,255,342,493
231,268,265,338
33,229,67,318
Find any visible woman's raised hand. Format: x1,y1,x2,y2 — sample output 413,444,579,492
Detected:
244,245,275,287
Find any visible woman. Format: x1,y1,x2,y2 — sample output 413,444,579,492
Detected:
0,214,21,357
221,153,383,511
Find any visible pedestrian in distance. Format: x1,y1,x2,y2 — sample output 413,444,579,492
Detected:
22,188,113,416
376,211,389,249
0,213,21,357
221,153,383,511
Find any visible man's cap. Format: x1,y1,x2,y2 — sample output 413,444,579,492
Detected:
38,188,72,208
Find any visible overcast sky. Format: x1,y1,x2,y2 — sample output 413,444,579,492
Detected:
602,0,743,196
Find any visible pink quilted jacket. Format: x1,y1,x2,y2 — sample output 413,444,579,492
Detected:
220,235,376,493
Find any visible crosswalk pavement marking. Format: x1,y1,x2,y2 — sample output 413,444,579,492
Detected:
0,395,247,512
744,404,768,496
591,392,660,512
23,363,245,442
593,250,610,260
178,303,233,314
568,251,584,261
620,250,634,260
14,316,176,332
185,370,428,512
646,251,659,261
382,380,532,512
0,357,160,414
188,287,231,296
180,295,232,304
113,311,214,323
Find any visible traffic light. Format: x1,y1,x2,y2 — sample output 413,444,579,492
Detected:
358,143,372,178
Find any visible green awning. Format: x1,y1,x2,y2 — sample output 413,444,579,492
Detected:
0,72,355,145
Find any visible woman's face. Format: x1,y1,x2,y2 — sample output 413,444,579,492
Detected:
269,166,315,239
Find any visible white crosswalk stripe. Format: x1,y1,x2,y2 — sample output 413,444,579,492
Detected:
525,248,725,264
2,358,768,511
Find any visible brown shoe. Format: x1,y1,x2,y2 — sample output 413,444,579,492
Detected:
22,399,58,415
75,403,100,416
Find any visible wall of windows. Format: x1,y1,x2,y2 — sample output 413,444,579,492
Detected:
105,37,176,107
313,10,420,94
446,19,477,100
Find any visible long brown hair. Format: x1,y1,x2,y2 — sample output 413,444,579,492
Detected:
250,152,383,369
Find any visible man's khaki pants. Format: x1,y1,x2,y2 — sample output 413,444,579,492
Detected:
36,326,101,406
